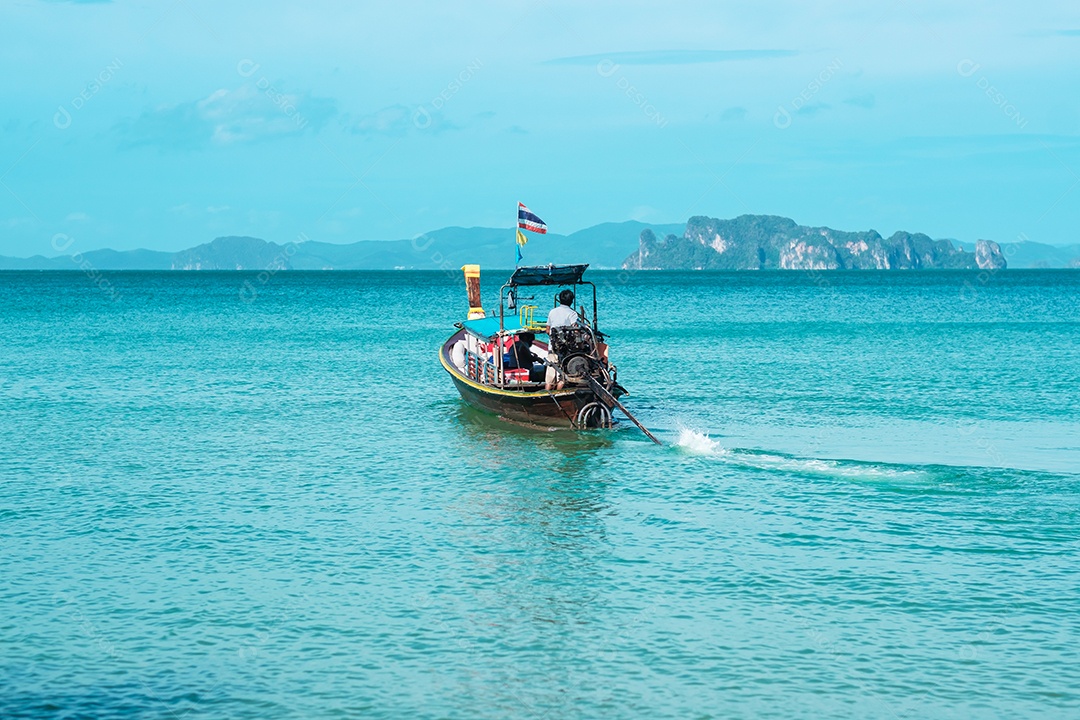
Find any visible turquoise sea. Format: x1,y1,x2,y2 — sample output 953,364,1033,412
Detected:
2,269,1078,719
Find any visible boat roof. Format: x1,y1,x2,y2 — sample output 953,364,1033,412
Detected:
507,263,589,287
462,316,531,339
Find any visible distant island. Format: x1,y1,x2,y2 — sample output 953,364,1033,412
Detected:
624,215,1013,270
3,215,1079,271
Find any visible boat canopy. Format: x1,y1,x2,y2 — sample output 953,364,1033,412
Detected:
463,316,532,339
508,264,589,287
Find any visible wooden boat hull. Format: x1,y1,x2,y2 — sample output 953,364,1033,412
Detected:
440,329,590,428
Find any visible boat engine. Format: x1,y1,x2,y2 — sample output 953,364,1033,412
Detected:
550,325,601,383
549,325,595,356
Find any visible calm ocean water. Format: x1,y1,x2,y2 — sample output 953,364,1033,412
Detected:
1,269,1078,719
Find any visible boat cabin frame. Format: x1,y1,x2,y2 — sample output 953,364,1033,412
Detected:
499,263,598,336
455,264,599,391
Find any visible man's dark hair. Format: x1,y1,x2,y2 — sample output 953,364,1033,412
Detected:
519,331,535,343
558,289,575,306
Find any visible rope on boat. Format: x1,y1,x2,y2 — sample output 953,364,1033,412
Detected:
545,389,578,427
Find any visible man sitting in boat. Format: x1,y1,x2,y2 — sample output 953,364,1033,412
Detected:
547,289,579,328
544,289,579,391
504,331,545,383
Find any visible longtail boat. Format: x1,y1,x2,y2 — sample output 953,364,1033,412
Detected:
439,263,660,443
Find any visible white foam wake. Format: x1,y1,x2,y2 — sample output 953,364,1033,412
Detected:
672,427,927,482
675,428,728,456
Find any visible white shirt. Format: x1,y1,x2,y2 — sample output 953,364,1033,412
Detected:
547,304,579,328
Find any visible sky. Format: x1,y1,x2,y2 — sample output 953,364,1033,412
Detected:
1,0,1078,256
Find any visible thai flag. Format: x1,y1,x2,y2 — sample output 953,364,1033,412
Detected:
517,202,548,234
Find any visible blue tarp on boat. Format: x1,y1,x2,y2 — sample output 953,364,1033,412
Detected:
508,264,589,287
463,316,539,338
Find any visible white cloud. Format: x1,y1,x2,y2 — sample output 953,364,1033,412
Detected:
117,83,336,150
347,104,460,135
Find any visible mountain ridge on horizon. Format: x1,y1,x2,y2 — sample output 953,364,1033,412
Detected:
3,216,1078,270
2,221,685,271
